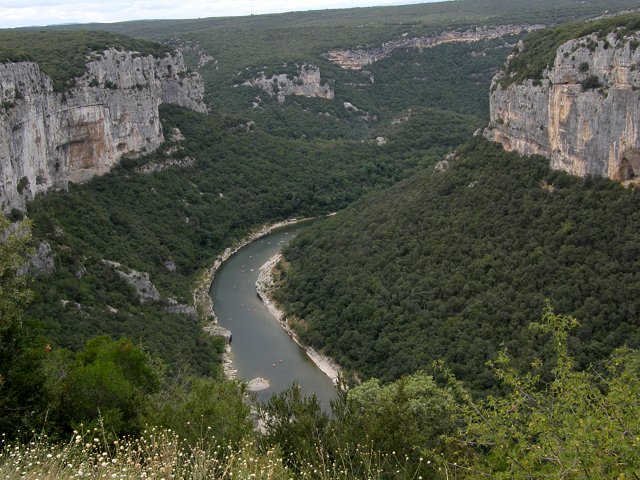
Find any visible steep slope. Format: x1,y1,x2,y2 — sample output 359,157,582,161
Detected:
485,15,640,181
25,105,476,374
0,34,205,212
275,139,640,391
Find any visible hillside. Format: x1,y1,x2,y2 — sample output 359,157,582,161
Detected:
275,138,640,391
270,10,640,393
25,104,476,375
11,0,622,376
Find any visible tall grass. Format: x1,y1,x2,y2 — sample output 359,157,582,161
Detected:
0,427,288,480
0,427,429,479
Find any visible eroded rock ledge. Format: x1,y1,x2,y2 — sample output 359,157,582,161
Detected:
0,48,206,211
485,30,640,181
325,24,544,70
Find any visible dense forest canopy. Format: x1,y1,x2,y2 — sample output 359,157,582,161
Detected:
276,138,640,392
26,104,476,375
0,30,171,91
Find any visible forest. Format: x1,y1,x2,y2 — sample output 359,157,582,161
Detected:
25,104,476,376
276,138,640,392
3,163,639,479
2,1,640,478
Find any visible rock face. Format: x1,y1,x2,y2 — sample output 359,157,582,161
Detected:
19,242,55,275
103,260,161,304
164,298,198,321
0,48,206,211
325,24,544,70
485,31,640,181
243,64,333,103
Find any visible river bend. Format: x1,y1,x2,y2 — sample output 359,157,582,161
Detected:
210,223,336,409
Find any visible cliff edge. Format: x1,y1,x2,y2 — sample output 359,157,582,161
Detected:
485,21,640,181
0,48,206,211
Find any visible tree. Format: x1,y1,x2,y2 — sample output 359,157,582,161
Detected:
261,383,330,472
152,377,253,451
56,336,160,436
344,372,455,455
0,215,45,436
0,216,32,331
441,306,640,479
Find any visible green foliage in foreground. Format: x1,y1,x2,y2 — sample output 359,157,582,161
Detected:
258,310,640,479
44,336,160,436
0,216,47,435
4,309,638,479
443,307,640,479
276,138,640,392
501,13,640,87
26,105,475,376
0,30,171,91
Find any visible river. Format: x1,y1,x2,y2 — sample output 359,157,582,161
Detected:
210,222,337,410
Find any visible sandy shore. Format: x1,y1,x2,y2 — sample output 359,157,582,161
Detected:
255,253,343,384
192,217,316,380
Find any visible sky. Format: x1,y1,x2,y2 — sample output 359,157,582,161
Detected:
0,0,440,29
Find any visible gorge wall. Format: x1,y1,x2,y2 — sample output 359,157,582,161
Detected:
485,30,640,181
0,48,206,211
325,24,545,70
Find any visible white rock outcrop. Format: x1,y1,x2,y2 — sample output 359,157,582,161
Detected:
0,48,206,211
485,31,640,181
325,24,544,70
103,260,161,304
243,64,333,103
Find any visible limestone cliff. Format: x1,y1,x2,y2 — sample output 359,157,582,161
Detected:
0,48,206,211
485,31,640,181
325,24,544,70
242,64,333,103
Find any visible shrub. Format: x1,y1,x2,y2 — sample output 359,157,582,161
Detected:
580,74,602,90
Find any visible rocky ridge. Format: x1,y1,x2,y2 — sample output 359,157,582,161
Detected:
325,24,544,70
242,64,333,103
0,48,206,211
102,260,162,304
485,30,640,181
166,38,217,70
102,259,197,320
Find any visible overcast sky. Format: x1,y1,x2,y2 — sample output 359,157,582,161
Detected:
0,0,439,29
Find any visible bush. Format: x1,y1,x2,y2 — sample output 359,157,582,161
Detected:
581,74,602,90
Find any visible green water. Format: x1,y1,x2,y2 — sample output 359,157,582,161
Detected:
211,223,336,409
